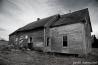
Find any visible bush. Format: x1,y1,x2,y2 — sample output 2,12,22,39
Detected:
0,44,15,51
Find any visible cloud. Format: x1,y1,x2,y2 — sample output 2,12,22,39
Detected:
47,0,98,13
0,0,98,40
92,0,98,7
0,0,3,11
0,27,6,31
0,0,3,6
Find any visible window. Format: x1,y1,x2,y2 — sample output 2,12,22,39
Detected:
30,37,32,43
46,37,49,46
63,35,67,47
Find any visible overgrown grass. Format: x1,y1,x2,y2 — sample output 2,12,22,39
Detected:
0,43,98,65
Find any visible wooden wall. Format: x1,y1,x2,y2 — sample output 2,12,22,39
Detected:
9,29,44,50
9,22,92,55
48,23,88,54
84,17,92,54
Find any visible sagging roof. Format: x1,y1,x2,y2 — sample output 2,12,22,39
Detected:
9,8,92,36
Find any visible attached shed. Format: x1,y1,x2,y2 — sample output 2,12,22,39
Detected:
9,8,92,55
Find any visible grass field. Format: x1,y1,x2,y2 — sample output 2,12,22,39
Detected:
0,41,98,65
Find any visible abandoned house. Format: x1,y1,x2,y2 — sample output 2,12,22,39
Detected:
9,8,92,55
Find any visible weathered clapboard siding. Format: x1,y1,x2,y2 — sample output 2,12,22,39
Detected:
84,17,92,53
9,29,44,49
46,23,86,54
43,27,52,52
9,8,92,55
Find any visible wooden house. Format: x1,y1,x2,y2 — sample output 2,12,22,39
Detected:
9,8,92,55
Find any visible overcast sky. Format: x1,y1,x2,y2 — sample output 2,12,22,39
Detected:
0,0,98,40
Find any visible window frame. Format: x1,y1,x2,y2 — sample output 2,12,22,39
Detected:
46,37,50,46
62,35,68,47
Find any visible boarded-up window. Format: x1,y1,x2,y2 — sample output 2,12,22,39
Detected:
63,35,67,47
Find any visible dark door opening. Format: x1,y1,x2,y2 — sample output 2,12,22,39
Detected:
46,37,49,46
28,37,33,50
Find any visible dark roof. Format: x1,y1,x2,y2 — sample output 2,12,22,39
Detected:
10,14,59,35
52,8,89,26
9,8,92,36
16,14,59,32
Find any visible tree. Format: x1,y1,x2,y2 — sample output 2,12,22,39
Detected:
92,35,98,48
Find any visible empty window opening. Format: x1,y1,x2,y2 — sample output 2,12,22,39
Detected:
47,37,49,46
63,35,67,47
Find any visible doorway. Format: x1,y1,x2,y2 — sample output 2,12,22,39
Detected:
28,37,33,50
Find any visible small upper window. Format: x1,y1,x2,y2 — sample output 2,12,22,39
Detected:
63,35,67,47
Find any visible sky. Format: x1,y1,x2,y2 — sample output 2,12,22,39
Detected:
0,0,98,40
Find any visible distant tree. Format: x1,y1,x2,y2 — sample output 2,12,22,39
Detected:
92,35,98,48
0,38,6,41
